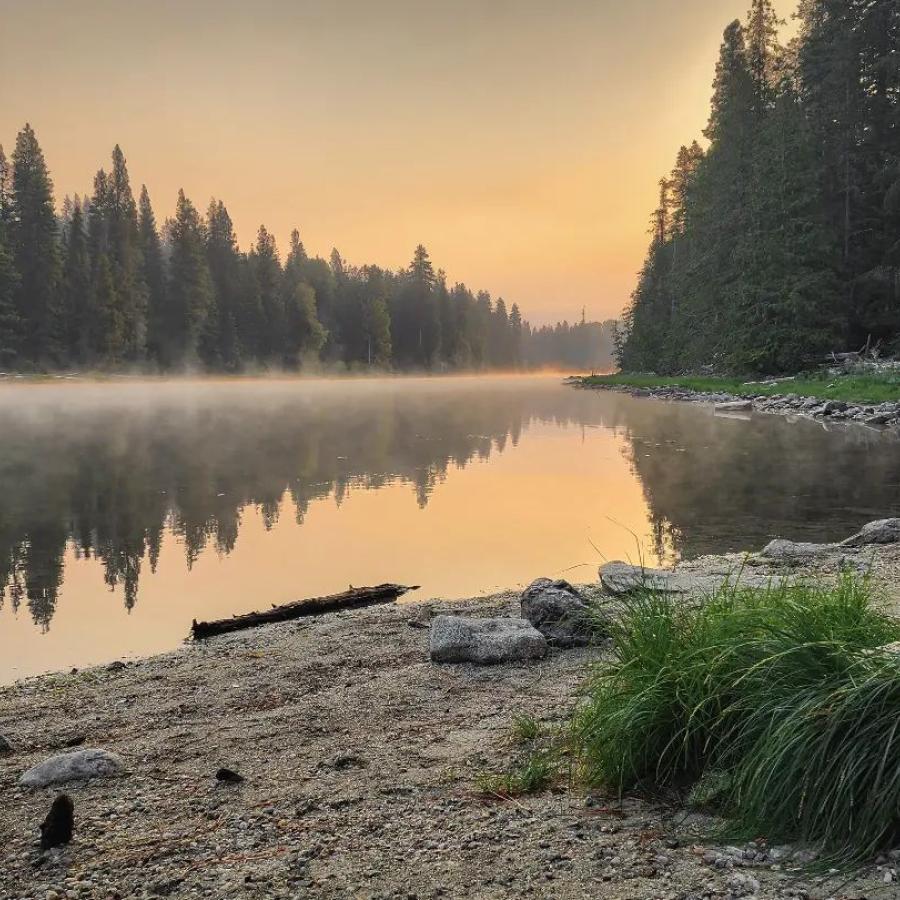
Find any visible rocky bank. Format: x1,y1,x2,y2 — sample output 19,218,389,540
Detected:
574,379,900,429
4,539,900,899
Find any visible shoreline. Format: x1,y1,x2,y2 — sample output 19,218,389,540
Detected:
5,546,900,898
573,375,900,430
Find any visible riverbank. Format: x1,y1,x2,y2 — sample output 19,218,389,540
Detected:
575,373,900,428
4,549,900,898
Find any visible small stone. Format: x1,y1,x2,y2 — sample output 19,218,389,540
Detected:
715,400,753,412
0,733,13,756
40,795,75,851
215,768,244,784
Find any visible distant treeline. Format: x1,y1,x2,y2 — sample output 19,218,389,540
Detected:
0,125,612,373
619,0,900,375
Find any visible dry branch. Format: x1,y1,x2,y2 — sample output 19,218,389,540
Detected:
191,583,419,640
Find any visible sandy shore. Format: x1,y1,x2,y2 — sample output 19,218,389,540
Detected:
3,560,900,899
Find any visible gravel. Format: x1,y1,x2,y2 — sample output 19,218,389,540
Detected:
2,582,900,898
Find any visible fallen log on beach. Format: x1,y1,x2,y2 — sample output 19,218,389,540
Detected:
191,583,420,640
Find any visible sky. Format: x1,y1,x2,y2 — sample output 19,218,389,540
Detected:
0,0,799,324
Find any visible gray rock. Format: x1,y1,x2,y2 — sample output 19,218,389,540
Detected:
715,400,753,412
0,733,13,756
759,539,839,563
841,518,900,547
600,561,772,596
520,578,599,647
18,748,123,789
429,616,547,665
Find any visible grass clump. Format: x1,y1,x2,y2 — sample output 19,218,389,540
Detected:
510,713,541,744
476,749,556,798
572,575,900,857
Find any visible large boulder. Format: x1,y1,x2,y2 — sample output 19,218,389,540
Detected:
18,749,123,789
429,616,547,665
841,519,900,547
520,578,598,647
600,561,772,596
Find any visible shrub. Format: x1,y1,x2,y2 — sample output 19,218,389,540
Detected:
572,574,900,856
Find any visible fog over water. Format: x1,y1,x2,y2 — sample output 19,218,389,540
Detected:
1,374,899,682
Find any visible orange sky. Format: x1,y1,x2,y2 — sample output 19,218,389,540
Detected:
0,0,798,324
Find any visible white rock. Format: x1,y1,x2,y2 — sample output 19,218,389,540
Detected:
599,561,772,596
19,748,123,789
429,616,547,665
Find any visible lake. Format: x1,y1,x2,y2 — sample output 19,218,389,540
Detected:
2,374,899,682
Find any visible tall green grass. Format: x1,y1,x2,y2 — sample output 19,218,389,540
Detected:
573,576,900,857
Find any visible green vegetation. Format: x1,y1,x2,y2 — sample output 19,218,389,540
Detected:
582,372,900,405
477,714,568,798
618,0,900,375
510,713,541,744
0,126,616,374
475,749,557,799
572,576,900,857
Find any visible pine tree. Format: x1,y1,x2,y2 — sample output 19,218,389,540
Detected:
393,244,440,367
204,199,243,369
60,199,91,362
0,146,21,362
746,0,783,113
282,231,326,366
106,146,147,361
138,186,166,366
94,253,126,365
164,190,213,365
251,226,283,363
10,124,61,364
0,145,11,236
0,236,21,368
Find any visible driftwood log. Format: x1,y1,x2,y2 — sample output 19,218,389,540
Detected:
191,583,419,640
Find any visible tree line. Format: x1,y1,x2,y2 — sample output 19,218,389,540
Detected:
618,0,900,375
0,124,609,373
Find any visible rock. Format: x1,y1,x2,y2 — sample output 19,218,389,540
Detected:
215,767,244,784
19,749,123,789
599,561,772,596
40,795,74,850
429,616,547,664
106,660,127,672
841,518,900,547
520,578,599,647
715,400,753,412
0,733,13,756
823,400,848,414
759,539,839,563
726,872,761,897
331,753,366,770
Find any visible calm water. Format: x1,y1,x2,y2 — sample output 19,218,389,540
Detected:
1,374,899,682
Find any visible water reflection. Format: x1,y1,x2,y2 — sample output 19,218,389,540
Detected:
1,377,899,680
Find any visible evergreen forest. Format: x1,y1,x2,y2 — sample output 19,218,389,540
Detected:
0,126,615,374
618,0,900,375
